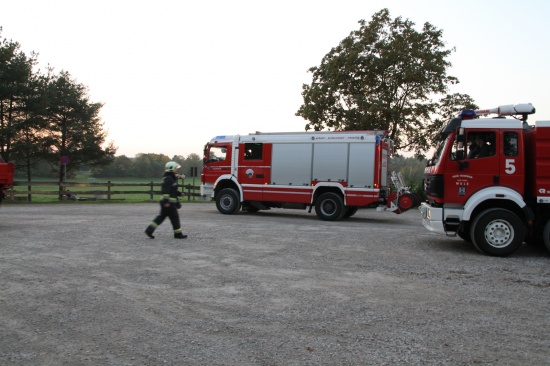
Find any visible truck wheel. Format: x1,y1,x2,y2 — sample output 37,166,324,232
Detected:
343,206,358,218
470,208,525,257
315,192,344,221
245,206,260,213
457,223,471,242
215,188,240,215
543,220,550,252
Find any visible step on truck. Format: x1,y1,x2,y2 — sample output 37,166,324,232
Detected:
0,157,14,206
200,130,416,221
420,103,550,256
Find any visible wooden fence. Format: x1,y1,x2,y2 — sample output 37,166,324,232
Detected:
5,180,205,202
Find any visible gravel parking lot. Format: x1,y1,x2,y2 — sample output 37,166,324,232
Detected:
1,202,549,365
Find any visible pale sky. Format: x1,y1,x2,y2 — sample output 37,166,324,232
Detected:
1,0,549,158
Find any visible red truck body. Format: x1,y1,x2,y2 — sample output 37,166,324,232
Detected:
0,158,14,205
200,131,415,221
420,104,550,256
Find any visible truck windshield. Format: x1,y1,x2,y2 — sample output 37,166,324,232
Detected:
206,146,227,163
427,139,446,167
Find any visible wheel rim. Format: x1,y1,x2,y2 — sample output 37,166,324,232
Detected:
321,199,337,216
484,219,514,248
220,195,234,210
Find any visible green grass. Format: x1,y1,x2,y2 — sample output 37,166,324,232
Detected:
7,174,206,204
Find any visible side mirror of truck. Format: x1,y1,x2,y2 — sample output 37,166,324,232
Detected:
456,128,466,143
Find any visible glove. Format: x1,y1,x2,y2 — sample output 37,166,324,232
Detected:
176,202,182,209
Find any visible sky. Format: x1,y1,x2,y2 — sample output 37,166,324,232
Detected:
1,0,549,158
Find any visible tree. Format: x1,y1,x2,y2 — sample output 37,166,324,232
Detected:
428,92,478,141
10,72,55,189
90,155,135,178
390,154,427,202
296,8,474,155
133,153,170,178
0,31,51,200
172,153,202,178
41,70,116,186
0,30,39,163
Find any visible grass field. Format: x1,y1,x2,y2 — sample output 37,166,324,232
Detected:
7,174,205,204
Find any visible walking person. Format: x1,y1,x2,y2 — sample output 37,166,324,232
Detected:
145,161,187,239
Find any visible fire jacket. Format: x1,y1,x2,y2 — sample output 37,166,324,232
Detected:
160,173,181,206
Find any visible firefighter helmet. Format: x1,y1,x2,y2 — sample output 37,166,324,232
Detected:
165,161,181,172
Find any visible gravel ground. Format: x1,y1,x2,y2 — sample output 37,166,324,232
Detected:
0,202,549,365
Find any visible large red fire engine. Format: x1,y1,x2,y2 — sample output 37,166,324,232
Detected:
200,131,415,221
420,103,550,256
0,157,14,206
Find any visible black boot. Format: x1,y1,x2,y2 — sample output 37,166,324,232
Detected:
174,232,188,239
145,225,155,239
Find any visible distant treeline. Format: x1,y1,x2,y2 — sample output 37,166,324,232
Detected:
15,153,203,179
91,153,203,178
390,154,426,201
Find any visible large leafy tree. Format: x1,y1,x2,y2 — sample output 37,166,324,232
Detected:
0,30,40,163
0,32,52,201
10,72,54,186
41,70,116,184
296,8,475,154
1,30,117,190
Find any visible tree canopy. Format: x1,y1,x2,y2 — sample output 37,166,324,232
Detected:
0,28,116,183
296,8,477,155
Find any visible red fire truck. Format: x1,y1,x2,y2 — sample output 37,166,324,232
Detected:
200,131,416,221
0,157,14,206
420,103,550,256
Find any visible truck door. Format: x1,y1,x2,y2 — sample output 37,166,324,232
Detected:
498,130,524,194
238,142,271,200
445,130,498,204
203,143,231,185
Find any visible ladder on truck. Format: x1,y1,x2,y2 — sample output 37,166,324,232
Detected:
391,171,408,194
383,171,419,214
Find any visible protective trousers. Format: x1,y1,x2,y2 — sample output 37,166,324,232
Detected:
152,203,181,232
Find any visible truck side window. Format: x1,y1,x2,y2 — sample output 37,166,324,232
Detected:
467,132,496,159
503,132,518,157
244,143,263,160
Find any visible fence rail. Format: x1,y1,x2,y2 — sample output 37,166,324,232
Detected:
5,180,205,202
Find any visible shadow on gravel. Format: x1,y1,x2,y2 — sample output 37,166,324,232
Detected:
420,235,550,258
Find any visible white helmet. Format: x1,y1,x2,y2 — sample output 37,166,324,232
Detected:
165,161,181,172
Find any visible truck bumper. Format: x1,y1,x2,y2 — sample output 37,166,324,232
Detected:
419,203,445,234
200,184,214,198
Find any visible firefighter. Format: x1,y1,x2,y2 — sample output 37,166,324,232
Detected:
468,135,493,159
145,161,187,239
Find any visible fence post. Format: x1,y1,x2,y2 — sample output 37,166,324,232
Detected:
8,185,15,201
150,181,154,201
187,185,191,202
108,181,112,200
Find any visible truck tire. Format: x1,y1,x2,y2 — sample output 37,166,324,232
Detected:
343,206,359,218
244,205,260,213
457,223,471,242
543,220,550,252
215,188,240,215
470,208,525,257
315,192,344,221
